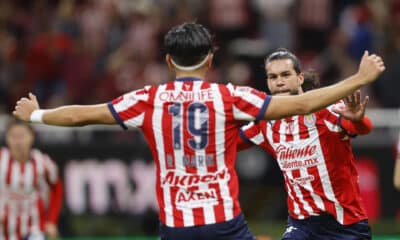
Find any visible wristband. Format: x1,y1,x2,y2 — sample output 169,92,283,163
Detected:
30,110,45,123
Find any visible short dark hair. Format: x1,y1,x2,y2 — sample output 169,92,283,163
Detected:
164,22,213,66
6,117,34,135
265,48,301,75
302,70,321,92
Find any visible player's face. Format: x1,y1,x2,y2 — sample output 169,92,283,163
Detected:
266,59,304,96
6,125,34,154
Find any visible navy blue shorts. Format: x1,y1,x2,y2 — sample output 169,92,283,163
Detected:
159,214,256,240
282,214,371,240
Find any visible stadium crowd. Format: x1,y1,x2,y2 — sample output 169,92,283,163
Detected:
0,0,400,113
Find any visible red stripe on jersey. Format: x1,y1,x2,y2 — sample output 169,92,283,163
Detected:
5,158,12,185
112,95,124,105
298,116,310,139
16,216,21,240
170,187,184,227
20,162,25,188
3,205,9,240
272,121,281,143
31,158,37,189
210,183,225,223
116,103,146,122
162,83,175,170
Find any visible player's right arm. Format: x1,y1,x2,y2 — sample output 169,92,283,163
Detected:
263,51,385,120
13,94,116,126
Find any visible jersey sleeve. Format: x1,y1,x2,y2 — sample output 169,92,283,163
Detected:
240,122,267,145
107,86,151,129
229,84,272,122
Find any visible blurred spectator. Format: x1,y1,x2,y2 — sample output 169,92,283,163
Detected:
0,0,398,110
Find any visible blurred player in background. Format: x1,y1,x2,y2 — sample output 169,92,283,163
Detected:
394,133,400,191
238,49,374,239
13,23,384,240
0,118,63,240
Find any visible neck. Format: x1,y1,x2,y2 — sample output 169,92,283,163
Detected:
175,69,207,80
10,149,30,162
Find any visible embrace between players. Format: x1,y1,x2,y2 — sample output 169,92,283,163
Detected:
13,22,384,240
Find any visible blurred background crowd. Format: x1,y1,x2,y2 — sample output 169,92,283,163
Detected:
1,0,400,113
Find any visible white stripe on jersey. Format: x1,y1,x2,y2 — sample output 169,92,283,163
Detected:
29,205,40,235
288,117,315,216
125,113,145,129
23,162,34,192
32,150,44,176
193,82,215,225
11,161,21,191
232,105,256,121
266,122,304,218
20,204,29,237
153,84,174,227
8,205,17,240
174,81,194,226
308,119,344,223
211,84,233,220
0,148,10,188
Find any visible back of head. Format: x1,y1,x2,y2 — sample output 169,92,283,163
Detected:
265,48,301,75
164,22,213,67
302,70,321,92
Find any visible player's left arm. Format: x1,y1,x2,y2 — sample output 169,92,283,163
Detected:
394,139,400,191
331,90,373,135
13,93,116,126
43,155,63,238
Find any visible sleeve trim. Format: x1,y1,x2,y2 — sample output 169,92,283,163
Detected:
338,116,357,138
107,102,128,130
255,95,272,122
239,129,253,144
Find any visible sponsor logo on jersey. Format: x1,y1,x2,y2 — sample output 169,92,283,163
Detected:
289,175,315,185
304,114,316,127
158,89,215,102
175,188,218,209
162,169,230,187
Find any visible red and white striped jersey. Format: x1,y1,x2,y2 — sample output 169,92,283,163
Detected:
108,77,271,227
240,106,368,225
0,148,59,240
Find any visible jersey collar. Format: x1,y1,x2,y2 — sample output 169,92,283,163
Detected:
175,77,203,82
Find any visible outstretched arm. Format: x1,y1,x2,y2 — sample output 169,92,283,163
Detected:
13,93,116,126
263,51,385,120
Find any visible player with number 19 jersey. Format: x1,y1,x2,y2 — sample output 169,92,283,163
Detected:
108,77,271,228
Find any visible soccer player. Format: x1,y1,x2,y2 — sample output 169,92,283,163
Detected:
0,118,63,240
238,49,374,239
394,133,400,191
13,23,383,240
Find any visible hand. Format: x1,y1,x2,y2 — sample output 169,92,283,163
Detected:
332,90,368,122
45,222,58,239
13,93,40,122
357,50,385,85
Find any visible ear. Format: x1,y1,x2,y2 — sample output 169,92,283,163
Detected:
206,53,214,68
165,54,175,71
298,72,304,85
